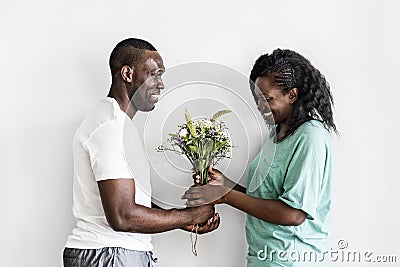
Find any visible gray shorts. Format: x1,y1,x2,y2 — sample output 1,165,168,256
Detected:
63,247,157,267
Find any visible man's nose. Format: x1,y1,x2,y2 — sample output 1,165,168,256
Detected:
157,79,164,90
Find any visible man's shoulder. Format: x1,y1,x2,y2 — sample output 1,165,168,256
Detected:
88,97,121,121
74,98,124,142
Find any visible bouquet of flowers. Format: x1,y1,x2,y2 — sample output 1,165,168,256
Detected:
157,109,233,184
156,108,233,256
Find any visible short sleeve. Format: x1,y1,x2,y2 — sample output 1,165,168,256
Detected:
84,120,132,181
278,132,328,220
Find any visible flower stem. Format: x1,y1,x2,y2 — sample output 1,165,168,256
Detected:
198,168,208,185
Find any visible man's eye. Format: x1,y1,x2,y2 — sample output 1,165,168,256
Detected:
152,72,163,79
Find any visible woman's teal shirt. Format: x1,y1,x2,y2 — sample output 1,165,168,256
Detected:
246,120,332,267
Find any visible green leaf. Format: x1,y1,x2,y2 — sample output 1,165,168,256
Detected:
187,122,197,137
188,145,199,154
202,138,215,154
184,108,192,124
198,139,210,158
215,140,227,150
192,139,198,147
169,134,179,138
185,109,197,137
211,110,232,122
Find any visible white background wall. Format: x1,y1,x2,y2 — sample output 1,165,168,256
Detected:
1,0,399,266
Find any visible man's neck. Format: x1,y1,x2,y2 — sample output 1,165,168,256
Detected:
108,85,137,119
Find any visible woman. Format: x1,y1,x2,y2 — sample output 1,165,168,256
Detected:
183,49,337,266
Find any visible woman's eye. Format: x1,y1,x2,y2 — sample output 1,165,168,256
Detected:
262,96,272,102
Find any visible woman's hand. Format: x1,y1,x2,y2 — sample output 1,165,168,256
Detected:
193,165,226,186
182,183,231,206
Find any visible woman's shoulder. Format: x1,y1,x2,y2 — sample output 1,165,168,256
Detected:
294,120,331,147
301,120,328,133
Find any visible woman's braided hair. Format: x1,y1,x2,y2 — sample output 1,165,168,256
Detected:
249,49,337,136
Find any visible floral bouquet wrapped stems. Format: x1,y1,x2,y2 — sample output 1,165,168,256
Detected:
156,108,233,256
157,108,233,185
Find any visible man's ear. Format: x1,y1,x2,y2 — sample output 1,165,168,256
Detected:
120,66,134,83
288,88,298,104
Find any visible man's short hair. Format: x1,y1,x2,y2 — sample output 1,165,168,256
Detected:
109,38,157,76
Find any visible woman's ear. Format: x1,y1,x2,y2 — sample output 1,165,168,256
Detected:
120,65,134,83
288,88,298,104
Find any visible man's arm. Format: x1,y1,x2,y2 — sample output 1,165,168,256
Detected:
98,178,215,234
151,199,220,234
151,201,162,209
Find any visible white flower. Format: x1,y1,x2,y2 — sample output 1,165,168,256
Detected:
204,119,213,127
179,128,188,137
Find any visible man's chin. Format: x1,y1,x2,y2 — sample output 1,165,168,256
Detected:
131,100,156,113
139,105,155,112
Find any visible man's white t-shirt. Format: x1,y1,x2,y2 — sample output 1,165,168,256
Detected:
65,97,152,251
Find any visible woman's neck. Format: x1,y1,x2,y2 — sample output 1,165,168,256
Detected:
276,124,289,142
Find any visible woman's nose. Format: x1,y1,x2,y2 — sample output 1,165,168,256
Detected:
257,99,267,112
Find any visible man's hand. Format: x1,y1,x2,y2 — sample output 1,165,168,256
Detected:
186,204,215,225
180,213,220,234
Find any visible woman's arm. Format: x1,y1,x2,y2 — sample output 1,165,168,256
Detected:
224,189,306,226
188,166,307,226
194,165,246,193
185,166,307,226
183,185,306,226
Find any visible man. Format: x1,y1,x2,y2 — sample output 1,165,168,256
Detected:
63,38,219,266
